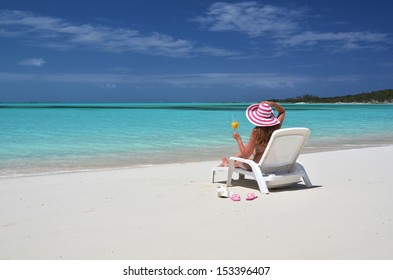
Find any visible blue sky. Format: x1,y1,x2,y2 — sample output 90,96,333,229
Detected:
0,0,392,102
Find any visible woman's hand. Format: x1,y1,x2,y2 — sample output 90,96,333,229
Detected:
262,100,285,124
232,132,241,141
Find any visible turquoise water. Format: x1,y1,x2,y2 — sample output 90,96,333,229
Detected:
1,103,392,177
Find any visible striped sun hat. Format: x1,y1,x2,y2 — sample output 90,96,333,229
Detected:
246,103,280,127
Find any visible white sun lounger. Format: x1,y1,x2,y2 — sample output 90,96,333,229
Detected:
222,127,312,194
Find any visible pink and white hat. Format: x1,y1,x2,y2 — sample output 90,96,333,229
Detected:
246,103,280,127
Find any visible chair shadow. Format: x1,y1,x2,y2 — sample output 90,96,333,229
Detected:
216,179,322,193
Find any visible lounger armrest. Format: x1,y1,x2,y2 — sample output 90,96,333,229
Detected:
229,156,254,165
228,156,269,194
229,156,261,170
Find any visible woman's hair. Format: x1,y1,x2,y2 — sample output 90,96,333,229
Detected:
253,124,281,146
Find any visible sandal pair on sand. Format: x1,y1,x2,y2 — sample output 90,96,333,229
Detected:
230,193,258,201
217,185,258,201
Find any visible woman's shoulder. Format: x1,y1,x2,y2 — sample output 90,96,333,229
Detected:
250,127,259,136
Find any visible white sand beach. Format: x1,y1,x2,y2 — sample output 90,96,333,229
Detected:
1,146,393,260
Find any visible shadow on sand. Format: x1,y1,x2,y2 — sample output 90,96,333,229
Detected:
215,178,322,193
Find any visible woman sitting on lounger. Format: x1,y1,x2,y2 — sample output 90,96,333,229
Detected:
219,101,286,170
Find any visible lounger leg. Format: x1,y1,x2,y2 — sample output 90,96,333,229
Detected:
211,170,215,183
296,163,312,187
254,173,269,194
226,161,235,187
248,162,269,194
226,175,233,187
302,173,312,187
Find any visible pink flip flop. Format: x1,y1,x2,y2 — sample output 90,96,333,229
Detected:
230,194,241,201
246,193,258,201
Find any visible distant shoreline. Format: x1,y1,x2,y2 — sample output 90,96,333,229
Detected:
271,89,393,104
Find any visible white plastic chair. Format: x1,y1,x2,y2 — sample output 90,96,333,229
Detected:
226,127,312,194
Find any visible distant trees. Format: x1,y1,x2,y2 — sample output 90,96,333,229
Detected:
272,89,393,103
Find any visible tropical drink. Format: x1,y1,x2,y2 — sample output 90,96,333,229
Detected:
231,121,239,130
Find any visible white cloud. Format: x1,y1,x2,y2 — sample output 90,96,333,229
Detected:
18,58,46,67
0,9,236,58
194,1,391,52
105,83,117,89
278,31,389,49
193,1,304,37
